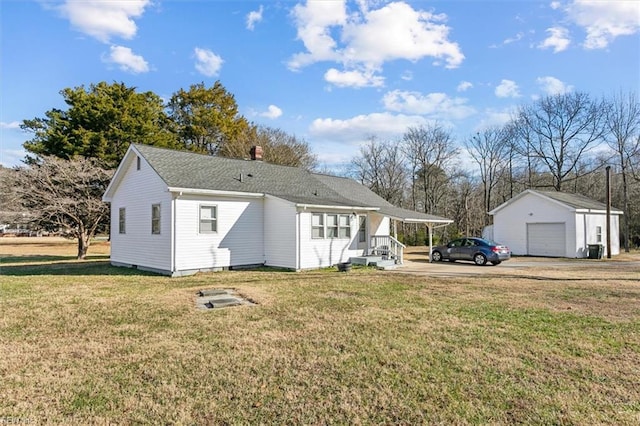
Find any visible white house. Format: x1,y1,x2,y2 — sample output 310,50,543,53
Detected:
102,144,452,276
488,189,623,258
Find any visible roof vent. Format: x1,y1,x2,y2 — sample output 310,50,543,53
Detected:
250,146,263,161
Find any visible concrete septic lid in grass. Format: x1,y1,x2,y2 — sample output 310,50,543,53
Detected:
195,288,256,310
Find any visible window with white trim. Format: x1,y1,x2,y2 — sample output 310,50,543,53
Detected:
151,204,161,234
200,205,217,233
327,214,338,238
312,213,324,238
339,214,351,238
596,226,602,243
119,207,126,234
312,213,351,239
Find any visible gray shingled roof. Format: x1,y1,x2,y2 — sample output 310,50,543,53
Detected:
534,190,622,212
133,144,451,223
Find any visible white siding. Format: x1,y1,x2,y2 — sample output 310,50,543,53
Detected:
109,155,173,272
579,212,620,257
174,195,264,271
493,193,574,256
370,214,390,237
264,196,297,269
298,210,361,269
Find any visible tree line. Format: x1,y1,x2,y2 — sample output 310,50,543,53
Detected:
2,81,638,258
349,91,640,251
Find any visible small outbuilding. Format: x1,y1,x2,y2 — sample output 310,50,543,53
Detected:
488,189,623,258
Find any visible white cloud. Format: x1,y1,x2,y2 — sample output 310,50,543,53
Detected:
473,108,516,132
495,79,521,98
260,105,283,119
503,32,524,45
246,5,264,30
550,1,562,10
0,121,21,129
566,0,640,49
58,0,150,43
382,90,476,120
104,45,149,73
538,26,571,53
401,70,413,81
457,81,473,92
288,0,347,70
340,2,464,69
324,68,384,88
194,47,223,77
309,112,428,143
288,1,464,86
536,76,574,95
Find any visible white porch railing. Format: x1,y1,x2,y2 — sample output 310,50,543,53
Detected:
369,235,406,264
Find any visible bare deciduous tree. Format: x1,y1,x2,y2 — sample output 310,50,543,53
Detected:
10,156,112,259
514,92,606,191
465,126,510,222
218,125,317,170
605,91,640,251
402,124,459,215
350,137,406,205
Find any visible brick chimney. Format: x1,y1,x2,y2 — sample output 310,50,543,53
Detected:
250,145,263,161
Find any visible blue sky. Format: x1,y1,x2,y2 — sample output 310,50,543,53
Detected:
1,0,639,170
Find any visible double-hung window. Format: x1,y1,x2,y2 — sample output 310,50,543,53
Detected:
596,226,602,243
327,214,338,238
200,205,217,233
312,213,324,238
118,208,126,234
151,204,161,234
312,213,351,239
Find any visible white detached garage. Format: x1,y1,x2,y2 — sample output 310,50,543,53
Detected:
489,189,623,258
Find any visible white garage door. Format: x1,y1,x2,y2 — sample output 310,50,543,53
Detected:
527,223,566,257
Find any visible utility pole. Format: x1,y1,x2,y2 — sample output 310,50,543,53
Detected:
606,166,612,259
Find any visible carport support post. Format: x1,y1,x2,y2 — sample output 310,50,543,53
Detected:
428,224,433,263
606,166,612,259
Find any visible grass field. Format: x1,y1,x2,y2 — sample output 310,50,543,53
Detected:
1,238,639,424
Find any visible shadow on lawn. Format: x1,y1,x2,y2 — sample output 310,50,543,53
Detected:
0,259,159,276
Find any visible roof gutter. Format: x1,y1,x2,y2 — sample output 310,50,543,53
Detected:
167,187,264,198
296,204,380,211
401,218,454,224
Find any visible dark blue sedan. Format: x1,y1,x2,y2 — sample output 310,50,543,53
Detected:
431,237,511,266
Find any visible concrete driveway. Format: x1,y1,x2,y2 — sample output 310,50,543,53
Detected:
393,248,640,278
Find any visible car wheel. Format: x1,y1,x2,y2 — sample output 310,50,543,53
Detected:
491,261,501,266
474,253,487,266
432,251,443,262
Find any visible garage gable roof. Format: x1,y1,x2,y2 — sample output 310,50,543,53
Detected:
489,189,623,215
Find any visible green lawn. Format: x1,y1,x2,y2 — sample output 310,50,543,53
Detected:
1,251,639,424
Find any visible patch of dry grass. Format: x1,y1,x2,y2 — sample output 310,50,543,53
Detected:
1,240,639,424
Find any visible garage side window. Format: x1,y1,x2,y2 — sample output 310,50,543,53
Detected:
119,207,126,234
200,205,217,233
596,226,602,243
151,204,161,235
